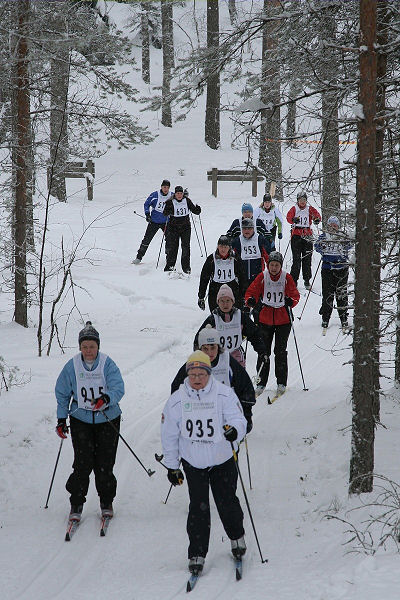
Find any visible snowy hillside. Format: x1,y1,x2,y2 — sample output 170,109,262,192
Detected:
1,2,400,599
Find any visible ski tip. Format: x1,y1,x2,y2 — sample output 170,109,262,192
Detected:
236,568,242,581
100,529,105,537
65,532,71,542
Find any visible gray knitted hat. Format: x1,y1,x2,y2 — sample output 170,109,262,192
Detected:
78,321,100,347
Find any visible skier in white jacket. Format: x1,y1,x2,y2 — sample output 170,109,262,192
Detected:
161,350,247,575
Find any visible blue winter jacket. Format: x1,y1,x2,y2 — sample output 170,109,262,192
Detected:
314,233,352,270
144,190,169,224
56,352,125,424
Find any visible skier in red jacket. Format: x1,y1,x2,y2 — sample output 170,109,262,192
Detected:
245,251,299,398
286,190,321,289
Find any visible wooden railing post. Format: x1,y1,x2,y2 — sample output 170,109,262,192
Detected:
212,167,218,197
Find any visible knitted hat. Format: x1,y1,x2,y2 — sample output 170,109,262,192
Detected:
327,215,340,227
263,193,272,202
161,179,170,187
78,321,100,347
175,185,184,193
268,251,283,265
198,325,221,349
242,217,254,229
186,350,212,374
297,190,307,201
217,234,231,247
217,284,235,302
241,202,253,213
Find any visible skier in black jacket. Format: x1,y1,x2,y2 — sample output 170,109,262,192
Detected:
198,235,247,312
193,283,267,368
163,186,201,274
171,326,256,433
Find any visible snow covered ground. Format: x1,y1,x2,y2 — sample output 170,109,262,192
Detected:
1,2,400,599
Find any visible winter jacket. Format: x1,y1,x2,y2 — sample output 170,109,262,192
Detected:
314,232,352,270
163,194,201,230
194,308,267,357
231,234,271,285
162,375,247,470
144,189,172,224
198,249,247,301
56,352,125,424
245,270,300,326
286,204,321,238
227,217,271,241
253,204,283,235
171,353,255,420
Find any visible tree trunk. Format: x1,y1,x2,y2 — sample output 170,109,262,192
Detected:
13,0,30,328
141,2,150,84
49,7,69,202
371,1,389,420
320,4,340,223
228,0,237,25
286,82,300,147
161,0,173,127
205,0,220,149
258,0,282,201
349,0,377,495
395,240,400,384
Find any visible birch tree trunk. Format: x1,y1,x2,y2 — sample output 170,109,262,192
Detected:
141,2,150,84
349,0,377,495
259,0,282,201
205,0,220,149
49,7,69,202
161,0,173,127
320,3,340,222
13,0,30,327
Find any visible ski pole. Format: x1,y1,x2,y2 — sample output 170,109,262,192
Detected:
102,412,155,477
190,213,203,257
133,210,146,220
229,438,267,564
282,236,291,260
156,223,167,269
44,438,64,509
198,215,208,255
155,453,182,504
244,435,252,490
297,257,322,321
288,308,308,391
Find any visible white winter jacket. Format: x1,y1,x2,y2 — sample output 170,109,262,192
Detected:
161,375,247,470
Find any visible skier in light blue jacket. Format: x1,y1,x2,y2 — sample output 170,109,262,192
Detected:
55,321,125,521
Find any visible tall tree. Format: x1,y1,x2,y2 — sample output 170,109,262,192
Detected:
205,0,220,149
161,0,173,127
349,0,377,495
141,2,150,84
258,0,282,200
13,0,31,327
319,2,340,222
49,5,70,202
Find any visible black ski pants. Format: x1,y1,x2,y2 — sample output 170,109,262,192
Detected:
256,322,292,387
136,221,166,260
165,225,191,271
319,267,349,323
182,457,244,559
66,415,120,506
290,235,313,285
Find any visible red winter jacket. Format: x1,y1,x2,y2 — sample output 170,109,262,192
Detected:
286,204,321,238
245,270,300,326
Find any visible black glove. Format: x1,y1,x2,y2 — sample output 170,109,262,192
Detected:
278,232,283,239
242,305,250,314
198,298,205,311
285,297,294,307
293,216,300,224
167,468,184,486
261,354,269,365
145,214,152,223
183,188,189,198
313,218,320,225
247,297,256,308
224,425,238,442
196,205,201,214
246,418,253,434
56,418,69,439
